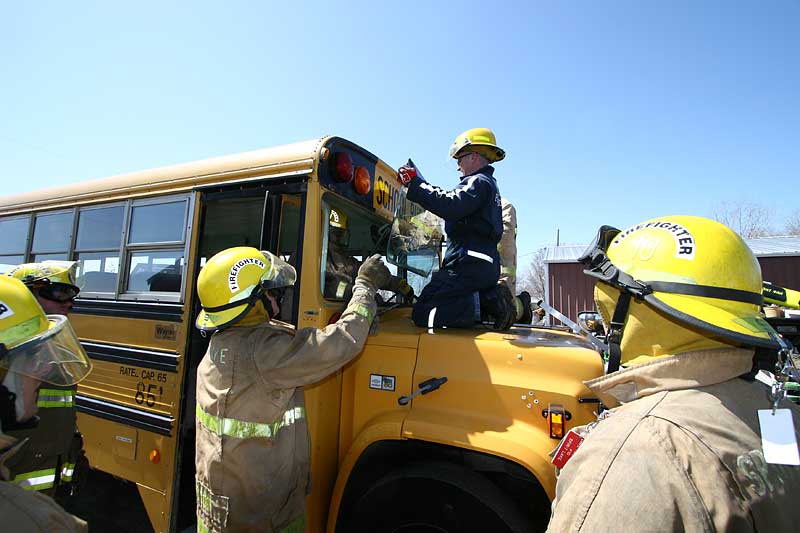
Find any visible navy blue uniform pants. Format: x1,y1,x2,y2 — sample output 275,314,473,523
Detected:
412,257,499,328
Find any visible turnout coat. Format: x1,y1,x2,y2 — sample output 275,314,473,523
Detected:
195,280,376,532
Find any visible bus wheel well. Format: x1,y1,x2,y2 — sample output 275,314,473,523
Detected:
335,439,551,532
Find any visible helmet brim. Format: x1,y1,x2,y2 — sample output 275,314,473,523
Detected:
645,292,781,350
195,301,252,332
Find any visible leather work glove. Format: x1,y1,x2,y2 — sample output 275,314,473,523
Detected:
70,448,91,496
356,254,391,291
397,164,417,186
386,276,415,300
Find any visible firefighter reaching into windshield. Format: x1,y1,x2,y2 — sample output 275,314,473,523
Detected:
397,128,515,330
325,207,414,302
194,246,391,532
547,215,800,532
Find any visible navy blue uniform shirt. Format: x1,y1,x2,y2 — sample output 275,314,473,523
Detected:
406,165,503,268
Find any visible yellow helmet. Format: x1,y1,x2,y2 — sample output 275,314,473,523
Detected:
449,128,506,163
8,261,81,302
195,247,297,332
580,216,780,370
0,276,91,386
329,208,348,230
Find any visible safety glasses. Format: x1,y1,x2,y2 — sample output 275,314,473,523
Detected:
38,283,80,303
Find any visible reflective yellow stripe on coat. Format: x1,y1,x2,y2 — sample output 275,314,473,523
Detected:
196,405,305,440
12,468,57,491
36,388,74,408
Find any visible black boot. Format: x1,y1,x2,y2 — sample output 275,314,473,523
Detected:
517,291,533,324
480,283,516,330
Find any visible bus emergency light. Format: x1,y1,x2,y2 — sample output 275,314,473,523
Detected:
354,166,371,195
334,152,354,183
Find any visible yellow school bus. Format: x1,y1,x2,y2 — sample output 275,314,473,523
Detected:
0,136,604,532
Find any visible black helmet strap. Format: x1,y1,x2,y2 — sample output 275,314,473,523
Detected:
606,292,632,374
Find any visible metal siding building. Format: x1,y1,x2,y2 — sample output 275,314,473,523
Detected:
543,245,595,326
543,236,800,325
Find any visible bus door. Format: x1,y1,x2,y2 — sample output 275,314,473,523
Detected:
173,180,307,529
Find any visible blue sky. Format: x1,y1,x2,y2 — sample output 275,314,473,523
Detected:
3,1,799,266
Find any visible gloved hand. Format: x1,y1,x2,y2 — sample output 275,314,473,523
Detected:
386,276,415,299
397,164,417,186
69,449,91,496
356,254,391,290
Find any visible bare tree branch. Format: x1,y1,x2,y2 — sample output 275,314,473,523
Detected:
785,210,800,236
712,201,773,238
518,248,547,301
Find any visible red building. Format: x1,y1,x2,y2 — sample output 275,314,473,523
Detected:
543,236,800,325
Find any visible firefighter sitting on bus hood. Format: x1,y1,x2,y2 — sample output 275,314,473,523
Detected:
397,128,515,330
4,261,88,500
194,246,391,532
325,207,414,302
0,276,92,532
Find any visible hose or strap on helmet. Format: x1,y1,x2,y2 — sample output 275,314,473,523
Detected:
646,281,763,306
606,292,632,374
201,299,251,313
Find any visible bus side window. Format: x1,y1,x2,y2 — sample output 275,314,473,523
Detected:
75,204,124,295
31,210,72,262
123,197,190,299
0,215,30,273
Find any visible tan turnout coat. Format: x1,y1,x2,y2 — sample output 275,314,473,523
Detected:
548,348,800,532
195,280,376,532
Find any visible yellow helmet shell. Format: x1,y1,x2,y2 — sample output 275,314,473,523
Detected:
329,208,348,230
195,247,296,332
8,261,80,291
0,277,50,348
604,215,777,350
449,127,506,162
0,276,92,386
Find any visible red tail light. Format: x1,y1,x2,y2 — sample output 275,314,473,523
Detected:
334,152,354,183
354,166,371,195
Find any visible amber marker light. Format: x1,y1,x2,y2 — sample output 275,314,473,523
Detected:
149,449,161,464
547,403,566,440
354,166,371,195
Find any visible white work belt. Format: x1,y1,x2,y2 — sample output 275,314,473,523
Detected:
467,250,494,263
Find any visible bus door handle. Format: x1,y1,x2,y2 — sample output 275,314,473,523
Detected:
398,377,448,406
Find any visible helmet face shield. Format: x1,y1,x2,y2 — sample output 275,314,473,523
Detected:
1,315,92,386
258,251,296,291
579,225,622,284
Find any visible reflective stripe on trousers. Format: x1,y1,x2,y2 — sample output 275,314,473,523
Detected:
12,468,56,491
37,388,75,408
466,250,494,263
61,462,76,482
196,404,306,439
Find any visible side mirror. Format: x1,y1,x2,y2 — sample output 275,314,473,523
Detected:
577,311,605,336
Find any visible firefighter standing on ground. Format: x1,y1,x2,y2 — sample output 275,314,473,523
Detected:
397,128,515,330
0,276,92,532
194,246,390,532
547,216,800,532
4,261,86,497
